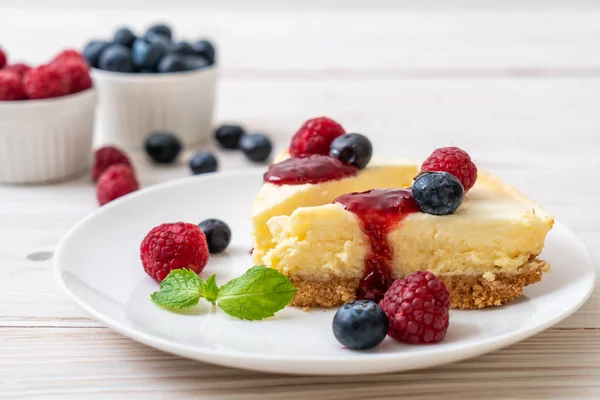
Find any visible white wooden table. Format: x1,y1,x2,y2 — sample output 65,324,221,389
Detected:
1,4,600,398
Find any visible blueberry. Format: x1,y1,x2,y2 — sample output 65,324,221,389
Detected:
83,40,111,68
145,32,171,48
329,133,372,169
146,23,172,40
97,44,134,72
144,132,182,164
190,151,218,175
131,37,168,71
332,300,389,350
184,55,210,71
198,219,231,254
191,40,216,63
157,53,186,73
412,171,464,215
215,125,245,149
113,27,137,48
172,41,195,55
240,133,272,162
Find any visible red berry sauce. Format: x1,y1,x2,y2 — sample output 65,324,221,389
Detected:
264,155,357,185
334,189,420,302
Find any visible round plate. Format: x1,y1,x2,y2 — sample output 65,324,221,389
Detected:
54,171,596,375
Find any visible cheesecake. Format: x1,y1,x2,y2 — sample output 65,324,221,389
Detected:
251,153,418,262
257,170,553,309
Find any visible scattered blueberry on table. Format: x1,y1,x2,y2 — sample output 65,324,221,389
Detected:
240,133,273,162
144,132,183,164
215,124,245,150
83,23,215,73
190,151,218,175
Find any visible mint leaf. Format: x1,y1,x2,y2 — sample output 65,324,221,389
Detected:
216,265,296,320
151,268,204,309
199,274,219,304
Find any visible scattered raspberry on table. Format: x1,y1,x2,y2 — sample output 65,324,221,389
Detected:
379,271,450,344
140,222,210,282
92,146,132,181
96,164,139,206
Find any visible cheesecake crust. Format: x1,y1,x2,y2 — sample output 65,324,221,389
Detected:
289,259,550,309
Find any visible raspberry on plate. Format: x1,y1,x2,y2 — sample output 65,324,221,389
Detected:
0,46,6,69
140,222,209,282
52,49,87,66
4,63,31,77
0,70,26,101
96,164,139,206
23,64,70,100
92,145,132,181
289,117,345,157
56,59,93,94
379,271,450,344
421,146,478,192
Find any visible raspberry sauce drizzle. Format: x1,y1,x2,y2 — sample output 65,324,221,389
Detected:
264,155,357,185
334,189,419,303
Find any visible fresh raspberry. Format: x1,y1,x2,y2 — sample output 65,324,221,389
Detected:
0,47,6,69
0,71,26,100
289,117,345,157
140,222,209,282
56,59,92,94
4,63,31,77
52,49,87,66
92,145,132,181
421,147,477,192
96,164,139,206
23,64,69,100
379,271,450,344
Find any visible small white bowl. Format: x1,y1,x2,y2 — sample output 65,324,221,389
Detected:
92,66,217,148
0,89,96,184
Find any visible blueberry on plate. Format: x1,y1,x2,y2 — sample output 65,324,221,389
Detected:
172,41,195,56
191,40,215,63
113,27,137,48
190,151,218,175
198,219,231,254
97,44,134,73
131,37,168,71
215,124,245,149
146,23,172,40
144,132,182,164
332,300,389,350
83,40,111,68
329,133,373,169
239,133,272,162
157,53,186,73
184,55,210,71
412,171,464,215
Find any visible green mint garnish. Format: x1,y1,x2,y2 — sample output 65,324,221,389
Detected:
216,265,297,321
150,266,296,320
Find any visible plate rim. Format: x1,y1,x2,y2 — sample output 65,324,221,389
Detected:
53,171,597,375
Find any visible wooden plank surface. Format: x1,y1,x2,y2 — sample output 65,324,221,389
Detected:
1,4,599,398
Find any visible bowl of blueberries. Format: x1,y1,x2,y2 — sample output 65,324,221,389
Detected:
84,23,217,148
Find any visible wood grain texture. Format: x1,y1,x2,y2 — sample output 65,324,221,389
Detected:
0,5,599,398
1,328,599,399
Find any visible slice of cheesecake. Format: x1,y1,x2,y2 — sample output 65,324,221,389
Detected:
251,154,418,262
257,171,554,309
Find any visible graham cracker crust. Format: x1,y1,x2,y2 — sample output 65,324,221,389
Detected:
289,259,550,309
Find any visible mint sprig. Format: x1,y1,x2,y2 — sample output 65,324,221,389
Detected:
150,266,296,320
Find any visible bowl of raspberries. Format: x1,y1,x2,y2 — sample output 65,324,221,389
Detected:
0,46,96,184
85,23,217,148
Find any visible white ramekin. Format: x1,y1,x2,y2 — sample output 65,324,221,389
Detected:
0,89,96,185
92,66,217,148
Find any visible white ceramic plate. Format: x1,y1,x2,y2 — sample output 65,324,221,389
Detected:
54,171,596,375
